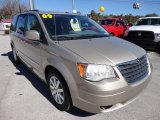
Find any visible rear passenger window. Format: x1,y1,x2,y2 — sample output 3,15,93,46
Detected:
10,16,18,31
16,15,27,34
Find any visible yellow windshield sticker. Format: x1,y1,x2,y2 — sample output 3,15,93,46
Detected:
47,14,53,18
42,14,53,19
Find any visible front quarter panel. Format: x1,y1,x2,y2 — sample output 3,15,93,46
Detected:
41,42,87,105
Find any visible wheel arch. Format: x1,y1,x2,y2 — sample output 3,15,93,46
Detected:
155,42,160,53
44,64,78,106
10,40,14,49
45,65,73,103
45,65,63,82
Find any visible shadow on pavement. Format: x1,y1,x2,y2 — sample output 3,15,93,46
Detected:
1,51,95,117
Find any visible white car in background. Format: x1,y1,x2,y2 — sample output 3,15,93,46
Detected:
125,17,160,52
0,19,11,34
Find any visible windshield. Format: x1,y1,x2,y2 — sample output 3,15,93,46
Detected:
100,19,115,26
136,18,160,26
41,14,109,40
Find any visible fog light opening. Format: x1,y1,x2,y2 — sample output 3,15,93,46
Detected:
100,105,113,110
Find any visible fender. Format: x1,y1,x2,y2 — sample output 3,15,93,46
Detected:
42,54,80,105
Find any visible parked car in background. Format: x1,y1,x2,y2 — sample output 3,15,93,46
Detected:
0,19,12,34
124,17,160,52
100,17,130,37
10,10,151,113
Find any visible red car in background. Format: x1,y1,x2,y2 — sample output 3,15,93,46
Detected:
100,17,130,37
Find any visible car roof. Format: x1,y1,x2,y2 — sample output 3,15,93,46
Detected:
0,19,12,23
100,18,118,20
140,17,160,19
23,10,83,16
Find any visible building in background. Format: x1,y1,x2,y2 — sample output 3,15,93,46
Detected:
0,19,12,34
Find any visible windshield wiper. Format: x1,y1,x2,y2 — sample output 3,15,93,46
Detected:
53,36,74,40
51,34,110,40
77,34,110,39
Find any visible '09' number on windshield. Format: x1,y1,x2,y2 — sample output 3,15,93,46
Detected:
42,14,53,19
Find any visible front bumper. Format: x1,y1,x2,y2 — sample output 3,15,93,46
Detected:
126,38,157,50
124,30,158,50
74,71,151,113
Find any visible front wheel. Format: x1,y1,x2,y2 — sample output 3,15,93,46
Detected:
155,43,160,54
47,71,72,111
12,46,20,64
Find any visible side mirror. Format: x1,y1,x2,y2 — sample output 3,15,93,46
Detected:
17,27,24,34
25,30,40,41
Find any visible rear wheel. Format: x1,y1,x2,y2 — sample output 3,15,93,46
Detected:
47,70,72,111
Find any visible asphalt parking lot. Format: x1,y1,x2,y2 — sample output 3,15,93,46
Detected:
0,32,160,120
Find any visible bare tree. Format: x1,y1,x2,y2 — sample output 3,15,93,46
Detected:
0,0,28,19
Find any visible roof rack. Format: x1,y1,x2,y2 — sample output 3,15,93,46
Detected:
25,10,39,12
23,10,82,15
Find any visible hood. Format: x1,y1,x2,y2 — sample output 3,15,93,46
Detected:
102,25,114,31
59,37,146,66
129,25,160,33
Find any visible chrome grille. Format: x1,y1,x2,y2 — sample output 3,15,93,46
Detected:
118,55,149,83
128,31,154,40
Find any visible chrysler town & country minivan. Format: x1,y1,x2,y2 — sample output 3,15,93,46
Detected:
10,10,151,113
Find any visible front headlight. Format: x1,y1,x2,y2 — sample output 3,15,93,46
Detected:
124,30,129,37
77,63,116,81
155,33,160,39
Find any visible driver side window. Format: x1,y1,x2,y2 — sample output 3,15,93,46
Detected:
27,14,42,33
116,20,121,26
116,20,124,26
27,14,45,40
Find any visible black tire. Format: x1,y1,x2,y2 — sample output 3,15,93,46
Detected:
47,70,72,111
155,43,160,54
4,31,9,34
12,46,20,64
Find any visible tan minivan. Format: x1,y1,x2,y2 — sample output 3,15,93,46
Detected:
10,10,151,113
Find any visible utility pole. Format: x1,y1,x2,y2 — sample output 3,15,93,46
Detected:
29,0,35,10
72,0,75,10
72,0,77,13
72,0,75,12
17,0,21,13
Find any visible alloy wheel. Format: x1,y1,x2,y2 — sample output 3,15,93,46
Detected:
13,47,17,62
49,76,64,104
